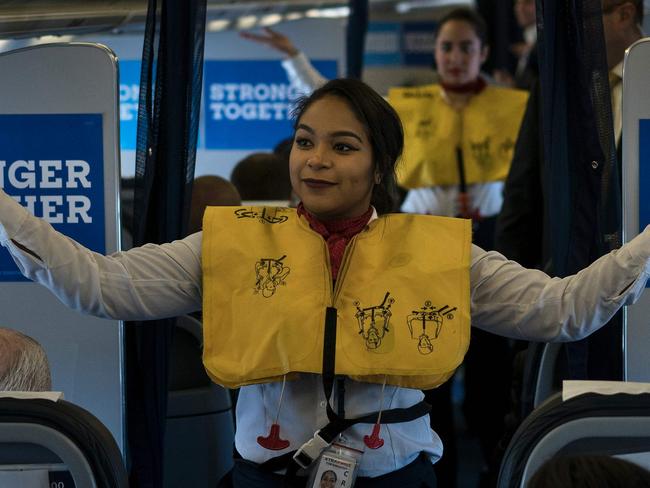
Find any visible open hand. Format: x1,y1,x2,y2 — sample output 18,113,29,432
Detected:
239,27,299,57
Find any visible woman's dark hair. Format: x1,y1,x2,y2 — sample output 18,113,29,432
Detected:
528,455,650,488
291,78,404,214
437,7,488,47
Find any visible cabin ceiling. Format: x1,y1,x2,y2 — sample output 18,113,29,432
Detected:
0,0,467,38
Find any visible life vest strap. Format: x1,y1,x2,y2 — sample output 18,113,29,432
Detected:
261,306,433,483
258,399,431,482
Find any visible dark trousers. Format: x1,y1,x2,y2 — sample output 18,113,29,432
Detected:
224,452,437,488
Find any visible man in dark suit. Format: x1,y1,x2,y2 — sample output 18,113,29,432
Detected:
495,0,644,380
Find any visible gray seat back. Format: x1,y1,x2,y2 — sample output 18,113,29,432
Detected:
498,392,650,488
164,315,235,488
0,398,128,488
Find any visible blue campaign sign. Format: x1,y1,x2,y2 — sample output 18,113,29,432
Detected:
402,22,437,67
0,114,105,281
119,60,141,150
364,22,401,66
203,59,338,150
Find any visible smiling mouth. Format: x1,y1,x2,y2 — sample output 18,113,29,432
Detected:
303,178,336,188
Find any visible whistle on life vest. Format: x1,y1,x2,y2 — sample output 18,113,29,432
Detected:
363,423,384,449
257,423,290,450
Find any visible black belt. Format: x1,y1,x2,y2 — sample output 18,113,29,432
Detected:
230,452,437,488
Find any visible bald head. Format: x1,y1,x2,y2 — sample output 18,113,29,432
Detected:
0,328,52,391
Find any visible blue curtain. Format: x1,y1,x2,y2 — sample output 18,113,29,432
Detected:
128,0,206,485
537,0,621,379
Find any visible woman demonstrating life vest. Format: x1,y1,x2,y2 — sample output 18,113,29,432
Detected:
1,79,650,488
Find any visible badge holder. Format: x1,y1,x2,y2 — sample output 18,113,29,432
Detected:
307,440,363,488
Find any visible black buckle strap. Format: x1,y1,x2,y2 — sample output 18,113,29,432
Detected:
261,306,432,486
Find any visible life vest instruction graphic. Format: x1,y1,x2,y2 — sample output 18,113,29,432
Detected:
354,292,394,350
235,207,289,224
469,137,493,167
407,302,457,354
254,255,290,298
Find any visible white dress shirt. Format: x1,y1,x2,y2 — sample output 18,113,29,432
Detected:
401,182,504,218
1,189,650,476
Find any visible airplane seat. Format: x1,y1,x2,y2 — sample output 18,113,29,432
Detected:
520,342,563,417
0,396,128,488
498,391,650,488
164,314,235,488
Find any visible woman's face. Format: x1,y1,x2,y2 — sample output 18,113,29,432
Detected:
434,19,488,85
290,95,376,221
320,471,337,488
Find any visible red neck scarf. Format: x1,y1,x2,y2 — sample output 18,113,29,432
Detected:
440,77,487,95
297,203,373,280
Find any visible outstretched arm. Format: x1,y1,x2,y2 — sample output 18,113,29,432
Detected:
239,27,299,57
470,229,650,342
0,189,202,321
240,27,328,94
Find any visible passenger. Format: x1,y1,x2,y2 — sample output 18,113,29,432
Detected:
528,455,650,488
230,152,292,202
187,175,241,236
1,78,650,487
0,327,51,391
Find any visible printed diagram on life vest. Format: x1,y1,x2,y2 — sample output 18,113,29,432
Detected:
354,292,394,350
235,207,289,224
407,302,458,355
415,118,433,139
499,137,515,156
254,255,290,298
469,137,493,167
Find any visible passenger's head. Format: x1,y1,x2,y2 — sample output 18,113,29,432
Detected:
319,469,337,488
230,152,292,201
528,454,650,488
290,78,403,219
434,8,489,86
188,175,241,235
0,328,51,391
601,0,644,68
514,0,536,29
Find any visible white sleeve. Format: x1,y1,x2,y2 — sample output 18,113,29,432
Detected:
281,52,328,96
469,181,504,218
401,187,453,216
470,228,650,341
0,189,202,321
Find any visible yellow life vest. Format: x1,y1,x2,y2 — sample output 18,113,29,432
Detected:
388,84,528,188
202,206,471,390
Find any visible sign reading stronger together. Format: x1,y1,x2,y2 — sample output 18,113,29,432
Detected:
203,59,338,150
0,113,105,281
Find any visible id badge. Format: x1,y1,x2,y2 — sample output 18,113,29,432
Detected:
308,442,363,488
